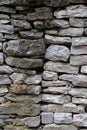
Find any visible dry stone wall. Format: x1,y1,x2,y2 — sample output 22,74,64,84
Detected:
0,0,87,130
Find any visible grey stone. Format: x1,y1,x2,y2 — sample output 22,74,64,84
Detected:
41,112,53,124
42,87,69,94
54,10,68,19
10,73,26,83
69,18,85,27
0,6,15,13
70,0,87,4
34,21,44,29
25,75,42,85
0,53,3,65
73,114,87,127
0,102,40,116
0,119,4,127
21,116,40,127
0,75,11,85
45,35,71,44
42,94,71,104
68,88,87,98
71,46,87,55
45,45,70,62
54,113,72,124
59,28,84,36
0,20,10,24
45,30,58,35
5,94,41,104
72,98,87,105
70,55,87,65
72,37,87,46
4,39,45,57
27,7,53,20
0,24,14,34
59,74,87,87
85,28,87,35
20,30,43,39
4,125,29,130
43,124,77,130
0,14,10,19
6,57,43,68
66,5,87,17
5,34,19,40
43,71,58,81
0,65,13,74
41,104,84,113
81,66,87,73
42,80,68,87
10,83,41,95
11,19,32,29
44,61,79,74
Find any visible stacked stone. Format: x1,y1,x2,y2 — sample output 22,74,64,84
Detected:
0,0,46,130
42,1,87,130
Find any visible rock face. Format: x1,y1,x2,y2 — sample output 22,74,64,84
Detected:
0,1,87,130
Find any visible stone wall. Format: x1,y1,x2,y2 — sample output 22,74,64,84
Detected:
0,0,87,130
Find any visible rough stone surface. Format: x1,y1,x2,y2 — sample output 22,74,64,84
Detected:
72,37,87,46
0,24,14,34
45,45,70,62
27,7,53,20
45,35,72,44
43,71,58,81
54,113,72,124
41,112,53,124
44,61,79,74
0,53,3,65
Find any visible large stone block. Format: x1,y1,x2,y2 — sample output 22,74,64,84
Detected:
71,46,87,55
27,7,53,20
43,71,58,81
72,37,87,46
44,61,79,74
41,112,53,124
54,113,72,124
72,97,87,104
4,39,45,57
69,18,85,27
0,102,40,116
45,45,70,62
0,65,13,74
6,57,43,68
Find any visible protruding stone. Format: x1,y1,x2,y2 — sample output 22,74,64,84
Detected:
43,71,58,81
69,18,85,27
81,66,87,73
59,28,84,36
54,113,72,124
45,45,70,62
54,10,68,19
6,57,43,68
42,94,71,104
73,114,87,127
45,35,71,44
44,61,79,74
41,112,53,124
27,7,53,20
